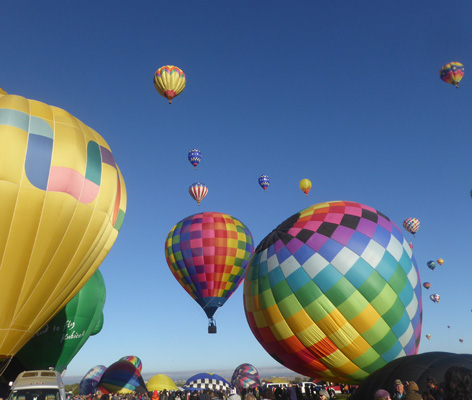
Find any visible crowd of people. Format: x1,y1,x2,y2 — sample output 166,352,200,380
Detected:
374,366,472,400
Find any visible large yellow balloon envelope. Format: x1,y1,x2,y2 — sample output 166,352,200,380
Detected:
153,65,186,104
0,91,127,370
299,179,312,196
147,374,178,392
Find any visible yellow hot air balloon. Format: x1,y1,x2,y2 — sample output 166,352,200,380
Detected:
299,178,312,196
153,65,186,104
147,374,178,392
0,90,127,371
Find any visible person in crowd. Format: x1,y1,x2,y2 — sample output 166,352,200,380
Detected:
392,380,406,400
317,390,329,400
422,392,434,400
426,377,442,400
245,394,256,400
227,389,241,400
287,384,297,400
404,381,422,400
374,389,391,400
443,365,472,400
260,389,274,400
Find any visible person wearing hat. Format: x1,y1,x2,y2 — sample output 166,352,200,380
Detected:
374,389,391,400
392,379,406,400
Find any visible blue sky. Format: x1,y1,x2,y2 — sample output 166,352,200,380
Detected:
2,0,472,383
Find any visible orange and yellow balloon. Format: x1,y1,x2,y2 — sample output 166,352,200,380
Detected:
437,258,444,265
0,89,126,370
153,65,186,104
299,179,312,196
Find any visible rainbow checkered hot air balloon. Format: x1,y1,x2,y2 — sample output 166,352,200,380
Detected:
244,201,422,383
165,212,254,333
403,217,420,235
440,62,464,88
118,355,142,373
153,65,186,104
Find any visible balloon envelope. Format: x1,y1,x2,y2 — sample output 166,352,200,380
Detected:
118,356,142,373
437,258,444,266
299,179,312,196
403,217,420,235
79,365,107,395
440,62,464,88
165,212,254,320
244,201,422,383
15,269,106,372
231,364,260,388
153,65,186,104
188,149,202,169
427,261,436,270
98,361,147,394
258,175,270,191
147,374,178,392
183,373,232,391
0,92,126,367
423,282,431,289
430,294,440,303
189,182,208,206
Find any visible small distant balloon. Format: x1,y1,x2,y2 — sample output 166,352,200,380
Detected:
409,242,414,250
440,62,464,88
188,149,202,170
447,325,451,329
154,65,186,104
423,282,431,289
189,183,208,206
459,338,464,343
430,294,440,303
403,217,420,235
299,179,312,196
258,175,270,191
427,261,436,271
426,334,431,340
437,258,444,266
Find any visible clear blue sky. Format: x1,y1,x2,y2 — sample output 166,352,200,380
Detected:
2,0,472,382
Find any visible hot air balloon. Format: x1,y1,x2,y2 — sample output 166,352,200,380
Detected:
79,365,107,395
183,373,232,392
231,363,260,389
258,174,270,191
118,356,142,373
146,374,178,392
423,282,431,289
440,62,464,88
153,65,186,104
188,149,202,170
165,212,254,333
437,258,444,266
459,338,464,343
98,360,147,394
299,179,312,196
430,294,440,303
244,201,422,383
409,242,414,250
426,334,431,340
0,89,126,371
14,269,106,373
403,217,420,235
189,182,208,206
427,261,436,271
447,325,451,328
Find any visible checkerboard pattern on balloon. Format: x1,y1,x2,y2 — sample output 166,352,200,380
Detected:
165,212,254,301
244,201,422,383
183,378,232,391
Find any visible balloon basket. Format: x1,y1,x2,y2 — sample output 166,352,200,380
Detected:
208,318,217,334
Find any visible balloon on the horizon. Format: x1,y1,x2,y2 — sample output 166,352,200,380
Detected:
437,258,444,266
427,261,436,271
426,334,431,340
231,363,260,388
183,373,232,391
0,90,126,371
165,212,254,333
258,174,270,191
189,182,208,206
188,149,202,170
299,179,312,196
15,270,106,373
440,62,464,88
403,217,420,235
153,65,186,104
244,201,422,383
146,374,178,392
118,356,142,373
98,360,147,394
79,365,107,395
430,294,440,303
423,282,431,289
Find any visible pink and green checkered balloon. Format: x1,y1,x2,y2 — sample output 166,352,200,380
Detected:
244,201,422,383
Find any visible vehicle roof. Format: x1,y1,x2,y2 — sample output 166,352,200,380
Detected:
12,370,63,389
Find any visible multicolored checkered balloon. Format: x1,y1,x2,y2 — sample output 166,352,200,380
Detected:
440,62,464,88
165,212,254,320
403,217,420,235
244,201,422,383
231,363,261,388
119,355,143,372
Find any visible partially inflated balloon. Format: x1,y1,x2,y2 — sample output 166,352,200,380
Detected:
189,182,208,206
231,363,260,388
188,149,202,170
183,373,232,391
147,375,178,392
299,179,312,196
98,361,146,394
118,356,142,373
258,175,270,191
440,62,464,88
153,66,186,104
403,218,420,235
15,270,106,372
0,91,126,368
244,201,422,383
79,365,107,395
165,212,254,325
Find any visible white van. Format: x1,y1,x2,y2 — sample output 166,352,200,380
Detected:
8,370,66,400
